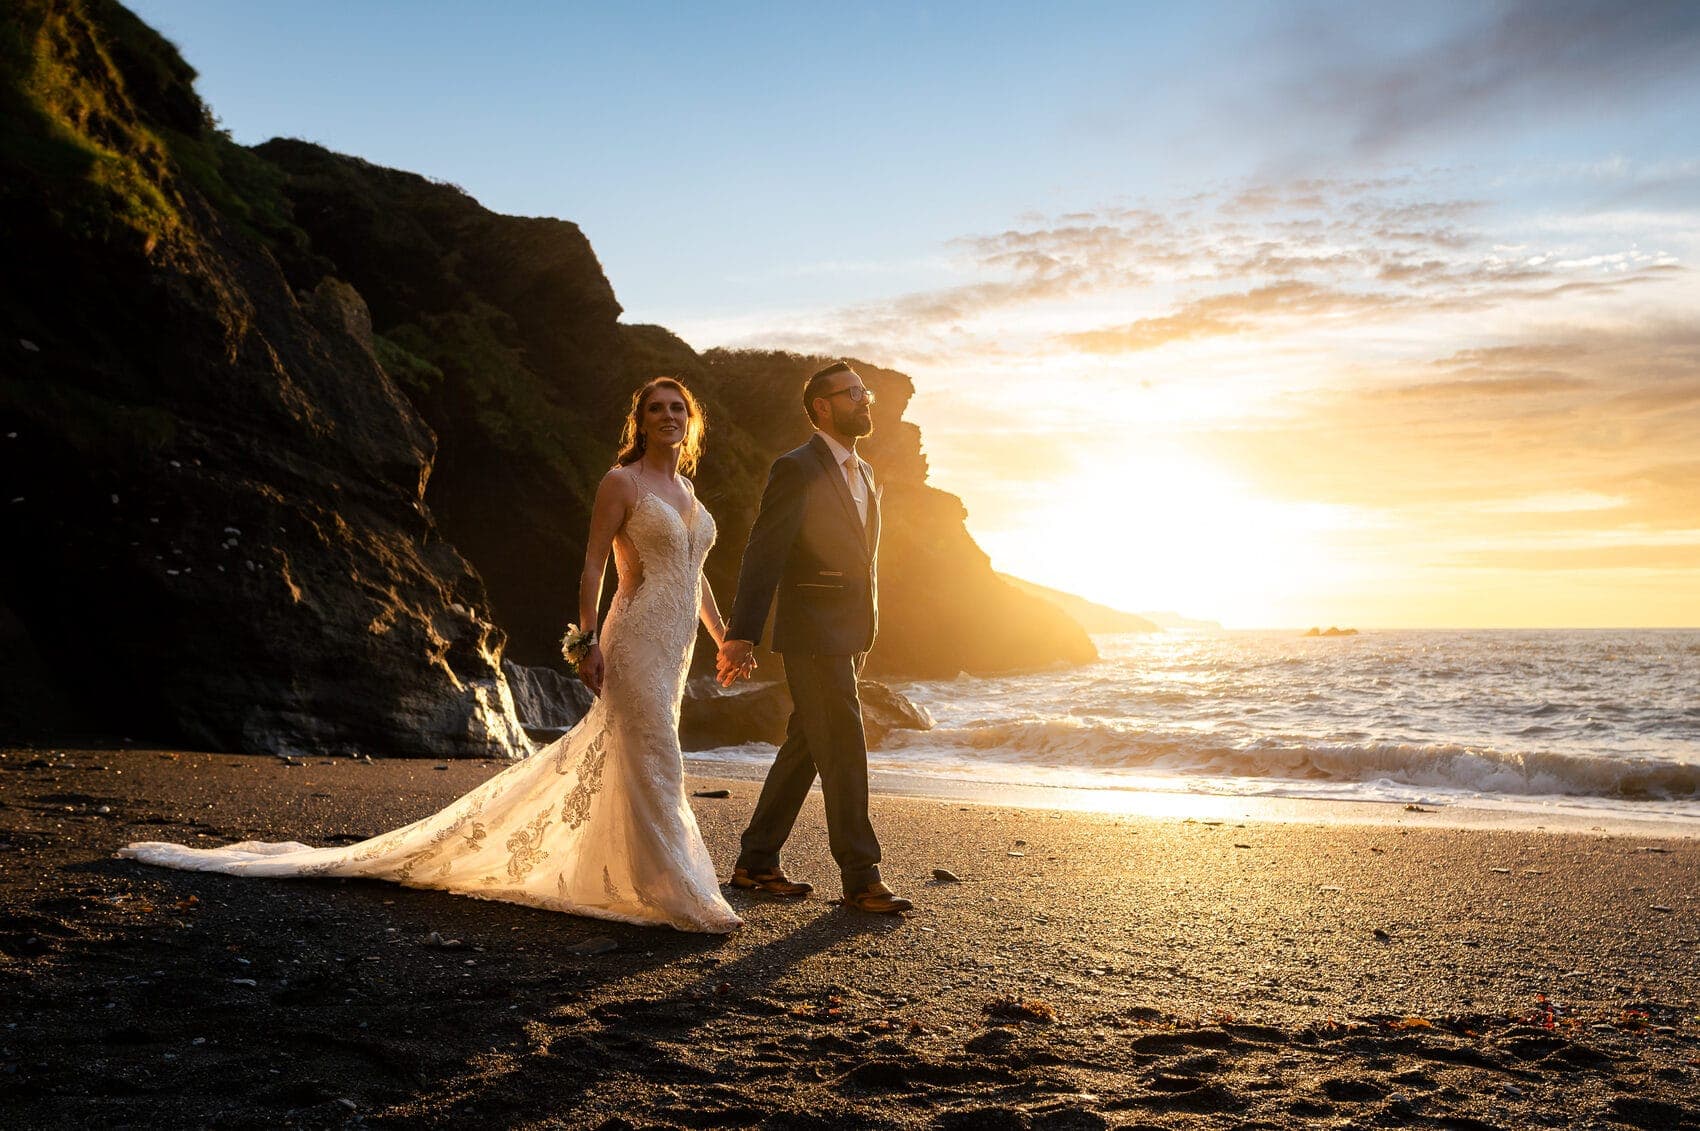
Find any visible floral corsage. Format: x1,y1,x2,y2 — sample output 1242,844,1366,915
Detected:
560,624,597,666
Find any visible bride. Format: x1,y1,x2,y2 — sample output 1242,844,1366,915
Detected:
122,377,743,933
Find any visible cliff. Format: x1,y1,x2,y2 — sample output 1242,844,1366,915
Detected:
244,149,1093,680
998,574,1161,634
691,349,1099,678
0,0,526,755
246,137,630,666
0,0,1093,753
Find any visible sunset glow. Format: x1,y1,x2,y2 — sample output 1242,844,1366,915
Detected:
706,182,1700,628
129,0,1700,628
967,440,1360,629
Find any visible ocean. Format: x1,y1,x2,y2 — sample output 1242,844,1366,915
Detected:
691,629,1700,823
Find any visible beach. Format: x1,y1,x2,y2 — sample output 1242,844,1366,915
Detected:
3,746,1697,1129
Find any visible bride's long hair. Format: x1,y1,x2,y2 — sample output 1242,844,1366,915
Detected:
614,377,707,475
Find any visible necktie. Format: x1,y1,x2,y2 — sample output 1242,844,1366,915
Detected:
845,456,867,526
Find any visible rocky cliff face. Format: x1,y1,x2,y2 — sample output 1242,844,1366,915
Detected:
0,0,1092,754
250,150,1096,681
0,0,527,756
246,139,630,665
692,350,1099,679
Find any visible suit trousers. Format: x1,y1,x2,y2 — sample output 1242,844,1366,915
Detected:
735,652,881,894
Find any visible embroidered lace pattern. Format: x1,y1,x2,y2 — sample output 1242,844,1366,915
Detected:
119,493,742,933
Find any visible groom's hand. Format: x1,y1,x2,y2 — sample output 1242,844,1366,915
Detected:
717,639,756,687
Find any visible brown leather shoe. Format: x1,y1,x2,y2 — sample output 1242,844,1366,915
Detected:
841,882,914,914
729,867,813,897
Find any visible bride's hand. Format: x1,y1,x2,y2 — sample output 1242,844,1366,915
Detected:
578,643,605,697
716,639,755,687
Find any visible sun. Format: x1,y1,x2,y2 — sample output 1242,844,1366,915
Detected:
978,441,1359,627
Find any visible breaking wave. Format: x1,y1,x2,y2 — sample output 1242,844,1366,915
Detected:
698,629,1700,817
877,718,1700,801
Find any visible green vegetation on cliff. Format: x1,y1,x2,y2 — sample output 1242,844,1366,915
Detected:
2,0,1094,752
0,0,187,245
2,0,528,755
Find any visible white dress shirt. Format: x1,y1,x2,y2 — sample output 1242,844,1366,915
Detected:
816,430,867,526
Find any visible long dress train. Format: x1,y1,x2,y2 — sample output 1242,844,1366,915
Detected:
121,492,742,934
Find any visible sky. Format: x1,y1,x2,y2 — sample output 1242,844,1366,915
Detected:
128,0,1700,627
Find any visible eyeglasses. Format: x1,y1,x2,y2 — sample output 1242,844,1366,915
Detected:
824,385,875,405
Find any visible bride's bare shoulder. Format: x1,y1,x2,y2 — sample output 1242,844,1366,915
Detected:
593,466,642,515
599,464,640,492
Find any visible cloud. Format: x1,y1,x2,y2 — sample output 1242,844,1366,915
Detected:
1595,461,1700,530
715,170,1687,364
1198,322,1700,540
1037,176,1689,355
699,131,1700,384
1448,544,1700,571
1372,375,1592,400
1054,266,1678,357
1060,281,1387,353
1287,0,1700,156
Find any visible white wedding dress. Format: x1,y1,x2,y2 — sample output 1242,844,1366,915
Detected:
122,492,742,934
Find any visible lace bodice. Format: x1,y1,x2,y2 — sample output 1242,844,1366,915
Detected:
602,492,715,711
120,491,740,934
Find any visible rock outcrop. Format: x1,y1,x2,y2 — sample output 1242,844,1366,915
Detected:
248,152,1097,681
0,0,1096,755
502,659,593,740
0,0,527,756
998,573,1161,634
679,678,934,752
693,349,1100,679
249,138,628,666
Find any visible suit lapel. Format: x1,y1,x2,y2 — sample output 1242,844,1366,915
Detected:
809,434,871,559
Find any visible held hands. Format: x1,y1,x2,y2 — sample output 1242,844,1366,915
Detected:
716,639,758,687
578,643,606,697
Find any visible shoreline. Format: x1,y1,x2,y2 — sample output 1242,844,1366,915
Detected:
691,755,1700,839
4,746,1698,1128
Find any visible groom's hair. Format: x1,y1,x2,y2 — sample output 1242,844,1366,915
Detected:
803,361,855,425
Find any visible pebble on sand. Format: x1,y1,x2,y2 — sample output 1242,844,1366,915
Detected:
566,936,619,956
985,995,1057,1024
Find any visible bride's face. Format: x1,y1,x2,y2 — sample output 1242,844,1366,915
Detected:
641,387,691,449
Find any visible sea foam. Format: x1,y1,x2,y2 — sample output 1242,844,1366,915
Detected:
705,629,1700,818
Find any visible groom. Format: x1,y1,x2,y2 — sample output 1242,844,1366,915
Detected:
716,361,912,914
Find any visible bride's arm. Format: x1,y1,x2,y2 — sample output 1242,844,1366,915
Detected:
576,470,631,695
698,573,727,647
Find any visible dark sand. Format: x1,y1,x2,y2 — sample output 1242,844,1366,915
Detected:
2,746,1697,1129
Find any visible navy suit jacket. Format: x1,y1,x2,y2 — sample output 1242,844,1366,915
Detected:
727,434,880,655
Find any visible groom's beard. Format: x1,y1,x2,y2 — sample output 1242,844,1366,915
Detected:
833,402,874,438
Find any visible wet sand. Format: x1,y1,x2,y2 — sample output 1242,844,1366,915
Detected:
2,745,1697,1129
